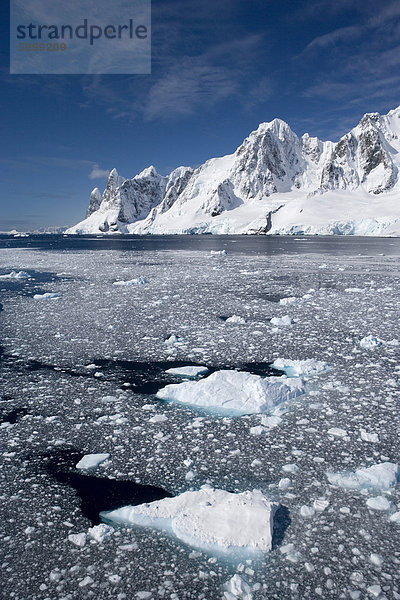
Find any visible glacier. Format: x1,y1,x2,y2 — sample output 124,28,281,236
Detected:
66,106,400,236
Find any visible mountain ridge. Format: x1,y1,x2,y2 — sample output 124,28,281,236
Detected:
66,106,400,236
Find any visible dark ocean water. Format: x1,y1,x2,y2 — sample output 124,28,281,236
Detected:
1,233,400,256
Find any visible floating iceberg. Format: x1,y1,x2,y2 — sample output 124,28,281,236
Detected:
270,315,294,327
359,335,383,350
156,370,305,415
33,292,61,300
75,453,110,471
87,524,114,542
279,297,298,306
225,315,246,324
366,496,393,511
101,487,278,553
327,462,399,491
165,366,209,378
113,277,147,286
0,270,30,279
271,358,329,377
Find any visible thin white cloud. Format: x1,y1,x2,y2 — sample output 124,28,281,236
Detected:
82,34,269,122
302,25,363,54
89,164,110,179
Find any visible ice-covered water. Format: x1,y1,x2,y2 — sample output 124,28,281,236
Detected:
0,234,399,599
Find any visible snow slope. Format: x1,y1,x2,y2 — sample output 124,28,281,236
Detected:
66,106,400,236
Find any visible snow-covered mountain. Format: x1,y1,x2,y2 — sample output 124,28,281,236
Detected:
66,106,400,236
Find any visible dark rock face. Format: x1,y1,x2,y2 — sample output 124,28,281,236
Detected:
319,113,397,195
86,188,102,218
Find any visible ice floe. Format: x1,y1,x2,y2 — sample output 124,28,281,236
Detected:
113,277,147,286
75,453,110,471
225,315,246,324
164,366,209,378
0,270,30,279
164,335,187,346
278,297,298,306
366,496,393,511
360,429,380,443
389,512,400,523
327,427,347,438
223,574,253,599
271,358,329,377
327,462,399,491
148,413,168,424
156,370,305,415
33,292,61,300
87,523,114,542
68,532,86,547
270,315,294,327
359,335,383,349
101,487,278,553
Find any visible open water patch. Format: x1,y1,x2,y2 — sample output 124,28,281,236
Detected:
0,406,29,424
39,449,173,525
91,359,277,394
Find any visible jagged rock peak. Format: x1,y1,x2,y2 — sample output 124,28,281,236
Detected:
86,187,102,218
135,165,159,179
65,105,400,236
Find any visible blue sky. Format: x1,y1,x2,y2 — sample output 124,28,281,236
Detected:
1,0,400,230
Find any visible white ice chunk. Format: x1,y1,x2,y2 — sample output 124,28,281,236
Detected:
76,453,110,471
272,358,329,377
270,315,294,327
278,478,291,490
33,292,61,300
260,415,282,429
148,413,168,424
87,524,114,542
313,498,329,512
359,335,383,350
367,585,382,598
370,553,384,567
225,315,246,324
0,270,30,279
366,496,393,511
360,429,380,443
389,511,400,523
223,574,252,600
79,576,93,587
327,427,347,438
249,425,267,436
300,505,315,518
327,462,399,491
101,487,278,553
164,335,186,346
279,297,298,305
165,366,209,378
113,277,147,286
156,370,305,415
68,533,86,547
279,543,301,562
